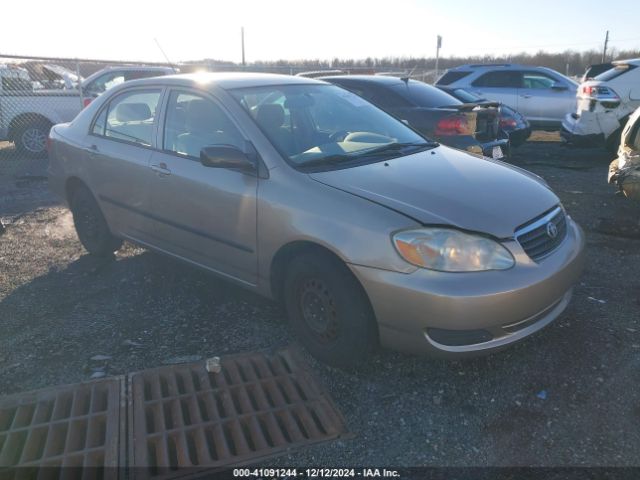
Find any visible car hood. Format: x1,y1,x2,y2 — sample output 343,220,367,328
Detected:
309,146,559,239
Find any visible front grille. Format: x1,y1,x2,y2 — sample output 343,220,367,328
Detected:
0,378,124,473
129,350,346,476
515,206,567,261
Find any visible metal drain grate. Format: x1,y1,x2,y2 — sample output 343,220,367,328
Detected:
129,349,346,477
0,377,124,476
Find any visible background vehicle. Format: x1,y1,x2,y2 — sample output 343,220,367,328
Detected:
48,73,584,367
322,75,509,159
438,86,531,147
0,63,81,157
81,65,177,99
562,59,640,152
581,62,614,83
608,106,640,200
436,64,578,129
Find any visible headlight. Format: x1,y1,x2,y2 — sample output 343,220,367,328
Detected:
393,228,514,272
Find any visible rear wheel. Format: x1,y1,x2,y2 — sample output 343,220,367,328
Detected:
70,185,122,256
14,121,51,158
283,251,377,368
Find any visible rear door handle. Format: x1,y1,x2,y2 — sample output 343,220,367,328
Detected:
520,94,532,99
151,162,171,176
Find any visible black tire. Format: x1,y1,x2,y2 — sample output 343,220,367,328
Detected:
70,185,122,256
14,121,51,159
283,251,377,368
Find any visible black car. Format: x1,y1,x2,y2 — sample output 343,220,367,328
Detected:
439,86,531,147
320,75,510,159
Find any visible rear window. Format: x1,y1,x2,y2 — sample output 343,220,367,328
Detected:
390,81,462,108
448,88,484,103
595,64,637,82
435,70,472,86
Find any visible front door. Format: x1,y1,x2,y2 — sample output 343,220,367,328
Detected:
147,89,258,285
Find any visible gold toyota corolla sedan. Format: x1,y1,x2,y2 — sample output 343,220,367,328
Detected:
48,73,585,367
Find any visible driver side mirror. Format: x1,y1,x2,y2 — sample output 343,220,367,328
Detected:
200,145,256,173
551,82,568,91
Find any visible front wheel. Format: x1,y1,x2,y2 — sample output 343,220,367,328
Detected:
70,185,122,256
283,251,378,368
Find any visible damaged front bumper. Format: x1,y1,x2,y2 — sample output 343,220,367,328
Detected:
609,154,640,201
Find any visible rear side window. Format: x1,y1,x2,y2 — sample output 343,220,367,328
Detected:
595,64,638,82
472,71,522,88
93,89,161,146
436,71,472,86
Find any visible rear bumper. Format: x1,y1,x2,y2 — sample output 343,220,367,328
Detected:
350,218,585,357
508,126,532,147
479,137,510,159
561,111,621,147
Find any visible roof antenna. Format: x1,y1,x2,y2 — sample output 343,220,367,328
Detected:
401,65,417,83
154,38,177,72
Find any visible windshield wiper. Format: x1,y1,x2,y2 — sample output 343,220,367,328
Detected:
357,141,438,157
298,142,438,170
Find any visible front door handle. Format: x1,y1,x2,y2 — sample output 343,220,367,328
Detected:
520,94,532,99
151,162,171,176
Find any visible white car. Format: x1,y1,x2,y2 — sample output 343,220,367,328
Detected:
562,58,640,152
608,106,640,200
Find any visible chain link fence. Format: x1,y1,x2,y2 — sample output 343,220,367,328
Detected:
0,53,435,167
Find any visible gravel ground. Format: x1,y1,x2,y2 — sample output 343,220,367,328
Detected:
1,134,639,467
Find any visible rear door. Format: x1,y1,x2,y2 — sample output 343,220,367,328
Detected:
517,70,575,126
469,70,521,110
86,87,164,243
147,88,258,285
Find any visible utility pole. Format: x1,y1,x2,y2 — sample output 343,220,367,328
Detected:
241,27,246,67
602,30,609,63
435,35,442,81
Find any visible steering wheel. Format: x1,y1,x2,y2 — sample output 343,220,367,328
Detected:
329,130,350,142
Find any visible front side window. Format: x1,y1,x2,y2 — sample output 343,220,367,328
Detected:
163,91,244,158
472,71,522,88
96,89,161,146
522,72,556,89
230,84,431,170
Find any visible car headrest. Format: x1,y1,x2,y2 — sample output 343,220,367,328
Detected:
185,99,222,132
115,103,152,122
256,104,285,130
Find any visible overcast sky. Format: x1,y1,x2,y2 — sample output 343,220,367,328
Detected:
2,0,639,63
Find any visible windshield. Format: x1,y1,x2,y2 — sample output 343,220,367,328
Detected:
230,84,432,170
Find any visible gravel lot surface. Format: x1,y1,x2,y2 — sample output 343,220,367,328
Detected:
1,134,639,467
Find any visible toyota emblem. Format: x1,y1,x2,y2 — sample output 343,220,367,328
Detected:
546,221,558,239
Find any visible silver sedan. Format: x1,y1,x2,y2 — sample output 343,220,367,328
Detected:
48,73,585,367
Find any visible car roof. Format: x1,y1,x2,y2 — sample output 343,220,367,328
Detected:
612,58,640,66
320,75,408,85
447,63,555,71
110,72,325,90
